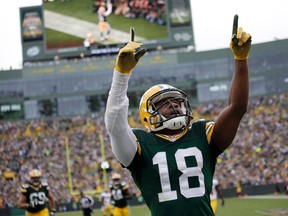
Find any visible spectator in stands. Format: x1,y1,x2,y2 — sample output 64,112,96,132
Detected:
145,0,166,25
114,0,130,16
0,196,7,208
210,178,225,215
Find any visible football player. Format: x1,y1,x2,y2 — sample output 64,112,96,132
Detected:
105,16,251,216
109,173,131,216
236,180,244,197
18,169,56,216
79,191,94,216
97,0,112,41
99,187,114,216
210,178,224,215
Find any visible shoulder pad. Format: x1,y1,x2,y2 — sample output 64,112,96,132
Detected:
42,182,48,186
132,128,145,132
22,184,29,189
121,182,129,190
21,184,29,193
195,119,206,122
213,179,219,185
121,181,127,186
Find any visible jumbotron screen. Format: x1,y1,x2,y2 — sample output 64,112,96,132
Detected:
21,0,195,61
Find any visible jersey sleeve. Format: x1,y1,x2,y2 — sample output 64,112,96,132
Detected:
205,121,214,144
105,70,138,167
20,184,29,195
121,182,129,190
41,183,50,196
205,121,223,156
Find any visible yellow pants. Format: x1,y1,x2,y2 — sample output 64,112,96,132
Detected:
211,199,218,215
103,204,114,216
99,21,109,32
26,208,49,216
113,206,130,216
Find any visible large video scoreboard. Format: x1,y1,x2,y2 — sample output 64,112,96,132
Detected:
20,0,195,62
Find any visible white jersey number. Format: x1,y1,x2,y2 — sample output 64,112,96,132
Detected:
152,147,205,202
29,192,46,207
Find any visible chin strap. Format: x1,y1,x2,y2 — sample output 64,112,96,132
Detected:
163,116,187,130
151,115,187,132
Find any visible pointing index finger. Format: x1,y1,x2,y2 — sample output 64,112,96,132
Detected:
232,14,238,42
130,27,135,42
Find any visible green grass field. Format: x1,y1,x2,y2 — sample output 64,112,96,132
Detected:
45,29,84,49
14,195,288,216
216,196,288,216
54,195,288,216
14,195,286,216
54,205,150,216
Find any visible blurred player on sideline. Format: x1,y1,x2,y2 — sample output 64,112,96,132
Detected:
99,187,114,216
18,169,56,216
79,191,94,216
210,178,224,215
110,173,132,216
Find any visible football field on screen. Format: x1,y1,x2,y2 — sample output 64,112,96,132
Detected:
48,195,288,216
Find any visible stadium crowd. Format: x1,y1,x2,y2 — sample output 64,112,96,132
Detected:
92,0,166,26
0,92,287,209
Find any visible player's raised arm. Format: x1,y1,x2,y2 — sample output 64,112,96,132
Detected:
212,15,251,151
105,28,146,166
114,28,146,74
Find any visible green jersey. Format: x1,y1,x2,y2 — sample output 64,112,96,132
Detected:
110,182,130,208
21,182,50,213
128,120,222,216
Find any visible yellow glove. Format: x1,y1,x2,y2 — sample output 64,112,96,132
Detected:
230,15,252,60
115,41,147,74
